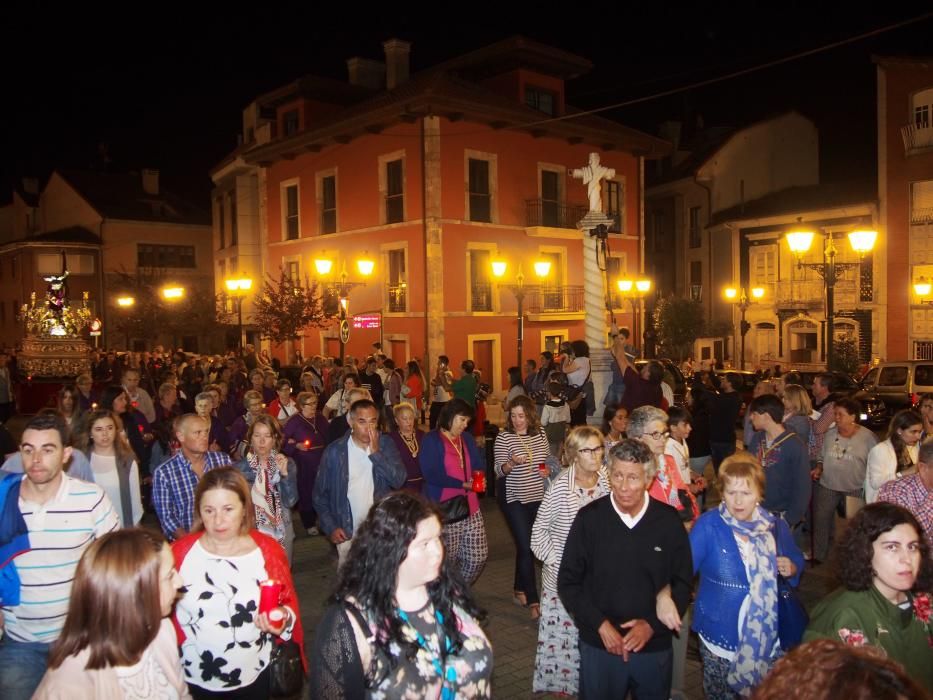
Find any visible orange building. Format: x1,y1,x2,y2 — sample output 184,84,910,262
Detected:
213,37,668,391
876,56,933,360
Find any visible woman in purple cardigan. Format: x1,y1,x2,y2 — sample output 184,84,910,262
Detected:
282,391,329,534
387,402,425,492
419,398,488,585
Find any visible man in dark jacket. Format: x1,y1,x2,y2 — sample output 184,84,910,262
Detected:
709,373,742,474
559,439,692,699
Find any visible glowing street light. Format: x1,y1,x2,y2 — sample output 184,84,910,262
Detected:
224,277,254,351
616,277,652,350
161,287,185,300
116,296,135,308
723,286,766,370
492,258,553,368
313,253,376,361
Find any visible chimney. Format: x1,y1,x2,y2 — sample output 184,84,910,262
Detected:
383,38,411,90
21,177,39,195
142,169,160,196
346,57,386,90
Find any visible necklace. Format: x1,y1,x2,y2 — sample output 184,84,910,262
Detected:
396,606,457,700
299,413,319,433
515,432,534,463
400,431,420,458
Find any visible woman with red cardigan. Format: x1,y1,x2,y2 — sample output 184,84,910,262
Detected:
172,467,306,699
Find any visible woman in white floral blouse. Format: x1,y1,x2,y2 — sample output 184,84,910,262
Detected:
309,491,493,699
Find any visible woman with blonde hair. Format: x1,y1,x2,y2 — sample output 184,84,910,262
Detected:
77,408,144,528
782,383,814,445
234,414,298,561
530,425,609,694
388,402,426,492
34,528,187,698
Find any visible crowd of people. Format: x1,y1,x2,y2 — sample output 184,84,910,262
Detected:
0,335,931,698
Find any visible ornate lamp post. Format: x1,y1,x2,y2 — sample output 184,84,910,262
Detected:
491,259,552,369
314,255,375,362
616,277,652,354
723,286,764,370
224,277,253,351
160,286,186,350
784,223,876,370
116,296,135,350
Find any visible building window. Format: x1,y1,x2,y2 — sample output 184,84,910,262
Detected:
0,301,5,324
284,184,299,240
137,244,196,268
525,86,556,116
385,159,404,224
911,180,933,225
751,246,776,287
542,251,564,311
229,193,238,246
468,159,491,223
469,250,492,312
321,175,337,234
541,170,560,227
605,180,623,233
913,87,933,129
286,261,299,282
690,260,702,289
283,110,299,137
387,249,407,312
688,206,702,248
607,256,627,307
37,254,95,275
217,197,225,249
218,259,225,283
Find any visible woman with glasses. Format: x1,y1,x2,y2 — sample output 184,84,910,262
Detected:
388,402,426,492
494,395,552,620
628,405,698,522
283,391,328,535
530,426,609,695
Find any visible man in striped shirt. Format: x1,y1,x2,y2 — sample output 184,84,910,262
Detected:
0,413,119,700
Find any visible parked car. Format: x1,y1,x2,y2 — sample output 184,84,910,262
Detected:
859,360,933,418
782,369,888,429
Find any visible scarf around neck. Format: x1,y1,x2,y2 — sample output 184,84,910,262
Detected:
718,502,780,695
248,450,284,545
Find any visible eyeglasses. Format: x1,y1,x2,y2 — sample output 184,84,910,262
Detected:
577,446,605,456
646,431,670,441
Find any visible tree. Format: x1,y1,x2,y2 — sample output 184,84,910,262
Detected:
252,269,335,346
832,335,861,375
652,296,705,361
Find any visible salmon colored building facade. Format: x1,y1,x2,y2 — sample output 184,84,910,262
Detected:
876,56,933,360
214,38,668,391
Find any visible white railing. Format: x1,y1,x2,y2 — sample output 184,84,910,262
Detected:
901,123,933,154
912,206,933,226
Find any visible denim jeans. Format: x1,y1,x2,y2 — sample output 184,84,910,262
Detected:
498,489,541,606
0,636,51,700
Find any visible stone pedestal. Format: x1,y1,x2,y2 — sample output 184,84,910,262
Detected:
577,212,615,425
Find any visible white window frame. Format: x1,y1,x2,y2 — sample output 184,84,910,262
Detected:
378,150,406,225
466,243,498,314
381,242,409,314
316,168,338,235
280,178,301,241
464,150,498,223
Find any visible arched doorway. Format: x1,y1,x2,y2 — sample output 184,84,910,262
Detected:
786,318,819,365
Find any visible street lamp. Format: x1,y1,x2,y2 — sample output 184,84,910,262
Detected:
616,277,652,353
723,286,764,370
225,277,254,352
115,296,135,349
160,286,186,350
314,254,375,362
491,258,552,369
784,221,876,370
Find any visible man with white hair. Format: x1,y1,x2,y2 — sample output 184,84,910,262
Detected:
559,438,693,699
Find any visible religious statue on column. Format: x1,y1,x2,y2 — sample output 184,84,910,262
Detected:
571,152,615,214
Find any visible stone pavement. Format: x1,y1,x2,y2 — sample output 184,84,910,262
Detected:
289,492,838,699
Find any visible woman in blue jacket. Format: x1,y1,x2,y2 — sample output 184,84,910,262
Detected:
689,451,804,699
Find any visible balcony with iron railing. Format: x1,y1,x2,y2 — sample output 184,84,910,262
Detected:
901,123,933,156
386,283,407,312
912,206,933,226
525,199,589,229
774,279,858,309
470,283,494,312
525,285,585,314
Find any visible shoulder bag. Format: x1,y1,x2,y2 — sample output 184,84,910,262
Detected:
772,521,808,651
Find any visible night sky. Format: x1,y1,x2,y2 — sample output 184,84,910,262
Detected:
3,4,931,208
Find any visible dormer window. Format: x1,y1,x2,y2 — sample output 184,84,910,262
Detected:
525,86,556,116
283,110,300,137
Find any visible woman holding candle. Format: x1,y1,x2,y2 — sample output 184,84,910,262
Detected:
282,391,328,535
173,467,306,698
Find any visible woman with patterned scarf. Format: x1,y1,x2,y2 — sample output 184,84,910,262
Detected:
234,414,299,562
685,453,804,698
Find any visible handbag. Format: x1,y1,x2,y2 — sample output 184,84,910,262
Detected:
772,522,808,650
439,494,470,524
269,639,304,698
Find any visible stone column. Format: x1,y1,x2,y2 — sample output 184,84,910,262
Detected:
578,212,614,425
422,116,445,376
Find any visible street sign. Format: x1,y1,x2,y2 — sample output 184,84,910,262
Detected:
352,314,381,329
339,319,350,344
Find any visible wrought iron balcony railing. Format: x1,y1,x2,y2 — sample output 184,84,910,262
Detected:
901,123,933,156
774,279,858,309
387,283,407,312
525,199,589,229
524,285,585,313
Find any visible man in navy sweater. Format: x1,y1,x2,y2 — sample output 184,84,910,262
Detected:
558,439,693,699
745,393,811,528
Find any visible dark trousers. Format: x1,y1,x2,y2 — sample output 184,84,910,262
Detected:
189,666,271,699
429,401,447,430
709,440,736,475
498,489,540,606
580,640,673,700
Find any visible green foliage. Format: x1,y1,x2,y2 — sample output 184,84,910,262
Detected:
252,269,335,346
652,296,705,361
831,335,861,375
